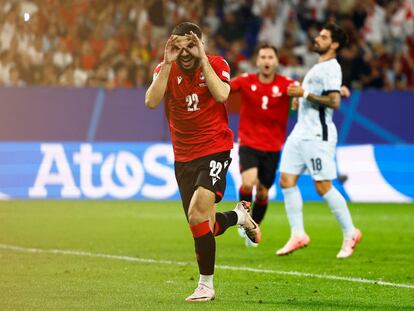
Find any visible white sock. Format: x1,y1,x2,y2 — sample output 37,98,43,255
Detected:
234,206,245,225
282,186,305,236
199,274,214,289
323,187,355,239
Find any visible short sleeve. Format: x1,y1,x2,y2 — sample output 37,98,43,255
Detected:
322,63,342,92
210,56,231,83
152,63,162,81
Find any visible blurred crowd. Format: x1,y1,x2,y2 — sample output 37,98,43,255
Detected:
0,0,413,90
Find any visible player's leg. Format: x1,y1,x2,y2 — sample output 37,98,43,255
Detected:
253,183,269,224
313,180,361,258
175,160,217,301
277,138,310,255
238,146,259,203
186,186,217,301
196,151,260,242
308,141,361,258
252,150,280,225
237,147,260,243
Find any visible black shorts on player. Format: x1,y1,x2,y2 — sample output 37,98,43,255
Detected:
239,146,280,189
175,151,232,217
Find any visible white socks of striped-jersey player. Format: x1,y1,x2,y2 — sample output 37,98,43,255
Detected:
282,186,305,236
323,187,356,239
282,186,355,239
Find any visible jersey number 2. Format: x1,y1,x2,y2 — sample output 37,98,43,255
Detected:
261,96,269,110
186,93,200,112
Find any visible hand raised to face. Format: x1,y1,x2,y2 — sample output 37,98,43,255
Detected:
184,31,207,61
164,35,182,65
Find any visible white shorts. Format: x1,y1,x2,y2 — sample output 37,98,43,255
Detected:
279,137,337,181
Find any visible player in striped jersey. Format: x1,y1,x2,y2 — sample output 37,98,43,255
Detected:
277,23,362,258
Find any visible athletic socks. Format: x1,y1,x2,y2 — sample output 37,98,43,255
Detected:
190,221,215,275
282,186,305,236
252,197,268,224
198,274,214,289
214,211,238,236
323,187,355,239
239,186,252,203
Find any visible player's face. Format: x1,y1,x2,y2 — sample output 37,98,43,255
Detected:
313,29,333,55
174,36,199,72
256,48,278,77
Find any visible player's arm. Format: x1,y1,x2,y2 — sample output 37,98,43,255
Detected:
145,62,172,109
186,31,230,103
229,76,243,93
145,36,181,109
201,58,230,102
287,85,341,110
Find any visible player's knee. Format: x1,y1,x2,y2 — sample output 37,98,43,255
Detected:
188,209,206,225
314,182,331,196
188,202,210,225
279,175,293,189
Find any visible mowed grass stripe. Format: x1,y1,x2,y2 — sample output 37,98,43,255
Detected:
2,243,413,290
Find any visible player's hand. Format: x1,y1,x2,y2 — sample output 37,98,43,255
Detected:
185,31,207,62
340,85,351,98
291,97,299,111
287,85,304,97
164,35,181,65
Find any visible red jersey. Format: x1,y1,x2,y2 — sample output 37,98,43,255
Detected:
231,73,294,152
154,56,233,162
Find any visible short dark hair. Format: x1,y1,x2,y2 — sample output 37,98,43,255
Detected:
324,23,348,51
255,43,278,56
171,22,202,39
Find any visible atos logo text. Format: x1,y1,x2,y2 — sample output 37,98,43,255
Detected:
28,144,178,199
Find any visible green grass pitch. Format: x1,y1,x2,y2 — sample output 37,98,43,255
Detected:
0,201,413,310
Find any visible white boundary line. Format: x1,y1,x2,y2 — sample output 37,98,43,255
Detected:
1,243,413,290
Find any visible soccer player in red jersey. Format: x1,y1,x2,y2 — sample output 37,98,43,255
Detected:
145,22,261,302
230,44,295,246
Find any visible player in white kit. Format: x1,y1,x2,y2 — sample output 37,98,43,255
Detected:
277,23,361,258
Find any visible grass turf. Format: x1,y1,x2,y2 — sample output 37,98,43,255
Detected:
0,201,413,310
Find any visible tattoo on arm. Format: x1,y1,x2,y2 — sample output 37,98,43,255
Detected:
307,92,340,109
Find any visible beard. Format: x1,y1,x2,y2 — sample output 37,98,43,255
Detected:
177,56,199,72
313,43,330,55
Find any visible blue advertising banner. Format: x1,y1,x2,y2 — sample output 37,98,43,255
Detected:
0,143,412,202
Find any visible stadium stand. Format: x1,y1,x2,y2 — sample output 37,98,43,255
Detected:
0,0,412,90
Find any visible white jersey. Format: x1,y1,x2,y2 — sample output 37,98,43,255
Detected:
290,58,342,143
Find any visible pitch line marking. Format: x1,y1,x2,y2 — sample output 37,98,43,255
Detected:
1,243,413,290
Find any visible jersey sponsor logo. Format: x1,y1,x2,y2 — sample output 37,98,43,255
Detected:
177,76,183,85
222,70,230,80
